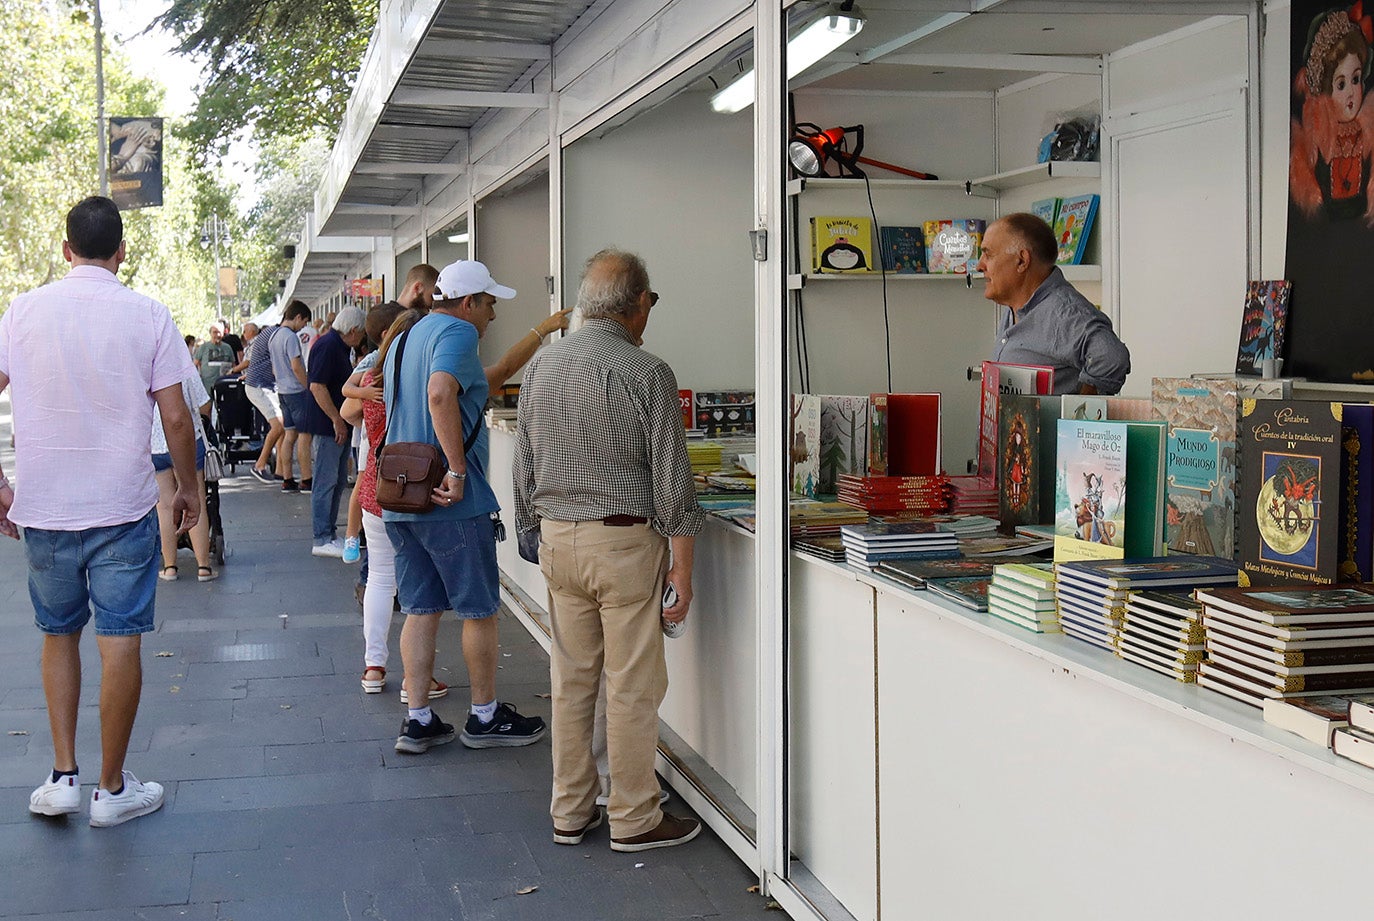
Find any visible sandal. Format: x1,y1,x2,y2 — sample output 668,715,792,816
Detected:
158,565,178,582
361,666,386,694
197,566,219,583
399,679,448,704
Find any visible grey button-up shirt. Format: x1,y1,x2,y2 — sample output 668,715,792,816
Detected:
992,267,1131,395
514,318,704,538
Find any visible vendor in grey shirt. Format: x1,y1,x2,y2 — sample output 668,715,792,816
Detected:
976,212,1130,395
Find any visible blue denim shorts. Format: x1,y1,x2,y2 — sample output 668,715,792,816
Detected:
385,515,500,618
24,509,159,637
152,438,206,472
279,390,309,431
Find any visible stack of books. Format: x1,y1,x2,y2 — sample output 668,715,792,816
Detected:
686,441,725,473
1118,591,1206,682
1056,556,1240,656
959,534,1053,557
875,556,1025,591
790,500,869,539
1196,585,1374,707
836,474,952,514
947,475,998,516
1263,695,1358,747
987,563,1058,633
926,576,991,611
794,536,847,563
1333,698,1374,767
839,521,959,568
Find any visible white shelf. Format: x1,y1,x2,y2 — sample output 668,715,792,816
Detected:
971,160,1101,190
788,177,996,199
790,264,1102,288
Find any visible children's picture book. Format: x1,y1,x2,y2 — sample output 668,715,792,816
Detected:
789,394,821,499
1238,400,1342,586
1234,280,1292,376
1340,404,1374,583
869,393,889,477
1060,395,1107,422
695,390,755,436
1055,419,1128,562
977,360,1053,479
878,225,926,274
678,389,693,429
998,396,1039,529
923,219,985,274
926,576,992,612
811,216,874,273
1030,197,1059,228
1053,193,1099,265
886,393,941,477
1151,377,1241,560
818,395,869,495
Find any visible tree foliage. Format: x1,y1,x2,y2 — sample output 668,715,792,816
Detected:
0,0,224,336
153,0,377,157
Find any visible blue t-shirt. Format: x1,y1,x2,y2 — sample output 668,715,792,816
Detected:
381,313,497,522
301,329,354,437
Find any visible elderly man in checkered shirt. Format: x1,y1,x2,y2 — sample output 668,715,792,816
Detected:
514,249,705,854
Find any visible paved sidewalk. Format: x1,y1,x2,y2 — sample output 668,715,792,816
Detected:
0,437,773,918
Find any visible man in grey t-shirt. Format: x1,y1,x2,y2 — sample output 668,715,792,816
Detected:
270,301,314,491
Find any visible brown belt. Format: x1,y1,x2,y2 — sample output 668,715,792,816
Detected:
600,515,649,527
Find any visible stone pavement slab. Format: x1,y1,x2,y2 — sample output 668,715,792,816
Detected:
0,409,775,919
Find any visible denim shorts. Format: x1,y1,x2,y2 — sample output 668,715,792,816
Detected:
24,509,159,637
385,514,500,618
279,390,309,431
152,438,206,472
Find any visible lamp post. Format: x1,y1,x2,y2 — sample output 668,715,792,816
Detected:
200,214,230,316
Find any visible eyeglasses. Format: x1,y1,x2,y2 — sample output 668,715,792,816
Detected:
649,291,660,306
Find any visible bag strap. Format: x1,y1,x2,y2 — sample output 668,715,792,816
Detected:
375,327,480,463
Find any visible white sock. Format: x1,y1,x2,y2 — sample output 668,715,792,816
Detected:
471,699,498,724
408,706,433,725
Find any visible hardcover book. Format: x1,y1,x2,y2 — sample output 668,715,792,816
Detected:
811,215,874,273
1030,197,1059,228
869,393,889,477
978,360,1053,479
925,576,992,612
1059,556,1240,590
1340,403,1374,583
1196,585,1374,625
818,395,870,495
1237,400,1343,586
998,394,1062,529
878,225,927,274
1053,193,1098,266
1053,419,1166,562
1234,280,1292,376
1263,695,1352,746
789,394,821,498
923,219,985,274
886,393,942,477
1151,377,1240,559
695,390,755,437
678,389,694,429
1061,396,1107,422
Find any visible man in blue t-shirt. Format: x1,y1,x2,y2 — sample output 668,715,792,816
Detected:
383,259,546,755
306,306,366,557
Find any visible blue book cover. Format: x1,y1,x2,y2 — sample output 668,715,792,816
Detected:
1030,197,1059,228
1054,193,1098,265
878,225,927,274
1340,403,1374,582
1059,555,1241,588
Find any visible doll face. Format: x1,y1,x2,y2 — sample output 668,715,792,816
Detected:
1332,52,1364,121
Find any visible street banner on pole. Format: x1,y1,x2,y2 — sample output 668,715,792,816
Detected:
108,116,164,209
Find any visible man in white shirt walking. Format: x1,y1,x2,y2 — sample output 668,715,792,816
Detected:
0,197,200,827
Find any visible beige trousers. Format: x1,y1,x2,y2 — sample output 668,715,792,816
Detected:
540,519,668,837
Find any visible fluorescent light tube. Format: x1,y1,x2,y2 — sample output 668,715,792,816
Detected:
709,6,865,113
447,232,469,244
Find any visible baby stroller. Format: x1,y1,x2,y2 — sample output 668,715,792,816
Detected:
177,426,227,565
213,376,263,474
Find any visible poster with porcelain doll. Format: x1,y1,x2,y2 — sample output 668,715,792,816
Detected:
1286,3,1374,381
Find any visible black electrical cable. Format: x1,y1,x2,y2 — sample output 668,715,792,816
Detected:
862,172,892,393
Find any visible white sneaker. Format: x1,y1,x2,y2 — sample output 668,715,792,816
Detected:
29,772,81,816
89,771,164,827
312,540,345,559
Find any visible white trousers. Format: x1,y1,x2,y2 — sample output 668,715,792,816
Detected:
361,510,398,668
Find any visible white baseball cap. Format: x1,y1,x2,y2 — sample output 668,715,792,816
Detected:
434,260,516,301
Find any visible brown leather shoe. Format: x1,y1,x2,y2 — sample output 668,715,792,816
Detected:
610,813,701,852
553,809,603,845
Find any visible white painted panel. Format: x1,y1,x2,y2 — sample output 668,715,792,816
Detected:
562,90,756,391
1109,17,1248,112
1259,3,1290,278
488,428,546,603
1111,96,1247,386
660,519,759,809
475,172,553,381
788,559,878,921
877,591,1374,921
995,74,1102,175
